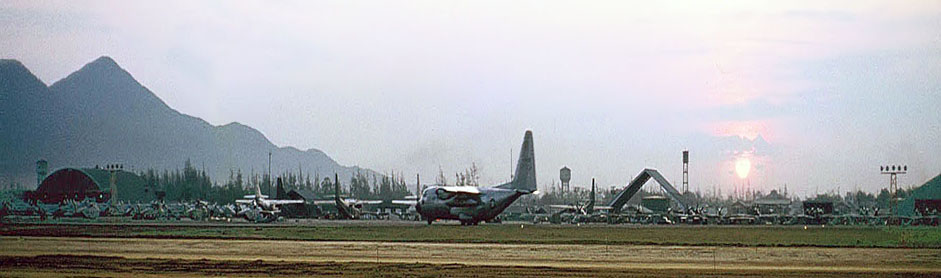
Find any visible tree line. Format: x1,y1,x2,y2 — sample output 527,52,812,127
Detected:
138,159,415,204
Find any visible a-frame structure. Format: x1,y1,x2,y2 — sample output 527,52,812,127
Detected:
608,168,687,214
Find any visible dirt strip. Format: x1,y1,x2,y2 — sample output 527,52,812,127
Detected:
3,254,939,278
1,236,939,277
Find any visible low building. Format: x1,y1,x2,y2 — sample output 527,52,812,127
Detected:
754,190,791,215
641,195,670,213
802,201,833,217
729,200,754,215
284,188,323,217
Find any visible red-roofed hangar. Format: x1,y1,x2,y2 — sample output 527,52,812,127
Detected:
25,167,151,204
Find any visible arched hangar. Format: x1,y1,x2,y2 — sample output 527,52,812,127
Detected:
27,167,151,204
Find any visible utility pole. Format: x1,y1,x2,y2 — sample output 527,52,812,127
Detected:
268,151,272,196
510,148,514,180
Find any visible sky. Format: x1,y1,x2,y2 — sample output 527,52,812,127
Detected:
2,1,940,197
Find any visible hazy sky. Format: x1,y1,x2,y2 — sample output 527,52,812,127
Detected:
3,1,939,197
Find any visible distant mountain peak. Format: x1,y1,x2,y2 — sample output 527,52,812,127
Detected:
752,134,773,151
220,121,249,129
0,58,26,68
753,134,768,143
83,56,124,76
0,58,47,94
52,56,138,89
48,56,175,116
218,121,263,135
3,56,379,188
90,55,118,67
75,56,133,82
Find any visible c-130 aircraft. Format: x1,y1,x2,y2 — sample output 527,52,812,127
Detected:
417,130,537,225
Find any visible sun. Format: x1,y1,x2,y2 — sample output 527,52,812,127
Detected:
734,157,751,179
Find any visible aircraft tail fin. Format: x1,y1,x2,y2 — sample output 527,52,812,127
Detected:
276,177,287,200
334,173,341,203
586,178,595,213
498,130,537,193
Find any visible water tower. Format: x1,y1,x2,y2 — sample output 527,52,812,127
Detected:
36,159,48,187
560,166,571,194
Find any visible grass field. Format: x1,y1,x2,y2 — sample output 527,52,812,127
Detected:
2,222,939,248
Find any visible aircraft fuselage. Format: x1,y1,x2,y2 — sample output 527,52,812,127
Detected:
416,130,537,225
417,184,523,225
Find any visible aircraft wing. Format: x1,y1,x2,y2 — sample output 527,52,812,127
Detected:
391,200,417,206
235,199,253,204
312,200,337,206
242,195,268,199
260,209,280,215
549,205,577,209
628,205,654,214
438,186,481,195
267,199,304,205
356,200,384,205
593,206,613,210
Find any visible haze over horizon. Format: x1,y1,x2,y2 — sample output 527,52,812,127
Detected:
2,1,939,197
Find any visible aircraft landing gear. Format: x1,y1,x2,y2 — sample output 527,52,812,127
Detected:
427,219,433,225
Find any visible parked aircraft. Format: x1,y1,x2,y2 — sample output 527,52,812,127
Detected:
50,199,100,219
549,178,613,215
384,174,422,220
310,174,424,220
236,178,303,222
417,130,538,225
308,174,380,219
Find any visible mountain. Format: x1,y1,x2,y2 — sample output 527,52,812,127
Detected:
0,59,54,173
1,56,377,189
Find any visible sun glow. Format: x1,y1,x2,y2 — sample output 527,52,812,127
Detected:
709,120,772,141
734,157,751,179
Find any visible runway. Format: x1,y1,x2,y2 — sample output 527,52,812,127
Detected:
1,236,939,277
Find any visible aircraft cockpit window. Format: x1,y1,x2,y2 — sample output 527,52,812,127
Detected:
435,189,453,200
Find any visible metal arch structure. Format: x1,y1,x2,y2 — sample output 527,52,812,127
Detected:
31,168,106,204
26,167,151,204
608,168,687,214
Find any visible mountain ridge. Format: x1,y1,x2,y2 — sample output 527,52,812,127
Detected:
1,56,377,189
